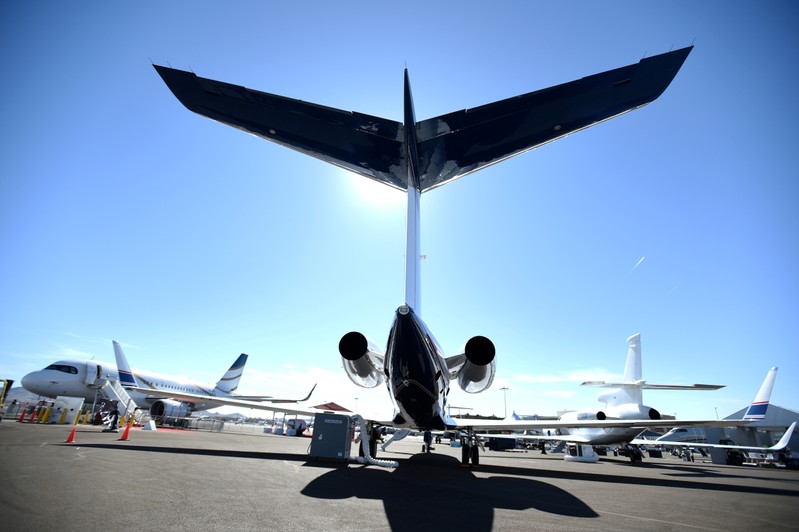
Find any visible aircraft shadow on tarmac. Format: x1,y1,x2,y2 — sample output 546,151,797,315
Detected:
65,442,310,463
466,457,798,498
66,442,797,506
300,453,598,530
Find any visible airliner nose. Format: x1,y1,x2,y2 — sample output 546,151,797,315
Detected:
21,371,43,395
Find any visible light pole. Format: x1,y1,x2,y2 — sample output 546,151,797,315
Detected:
500,387,509,418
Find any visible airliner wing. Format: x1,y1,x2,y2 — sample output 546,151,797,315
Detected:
415,47,692,191
128,387,322,418
447,418,751,432
154,65,405,190
629,422,796,452
234,384,317,403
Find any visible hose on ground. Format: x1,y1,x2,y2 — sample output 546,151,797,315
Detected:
351,415,398,468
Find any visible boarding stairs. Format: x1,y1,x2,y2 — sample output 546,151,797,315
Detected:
96,379,136,417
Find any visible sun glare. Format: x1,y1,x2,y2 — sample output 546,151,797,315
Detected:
344,170,404,208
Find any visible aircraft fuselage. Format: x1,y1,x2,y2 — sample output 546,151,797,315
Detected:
386,305,454,430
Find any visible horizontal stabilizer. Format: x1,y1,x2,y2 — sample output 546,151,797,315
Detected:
155,46,692,194
416,47,692,191
154,65,406,191
582,380,724,390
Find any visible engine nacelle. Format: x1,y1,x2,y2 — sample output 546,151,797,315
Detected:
605,403,661,420
559,409,607,422
456,335,496,394
339,331,385,389
149,399,191,425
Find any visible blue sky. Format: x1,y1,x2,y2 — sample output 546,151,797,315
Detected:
1,2,797,421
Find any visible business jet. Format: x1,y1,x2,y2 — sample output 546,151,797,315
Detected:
149,46,747,466
20,341,315,422
516,361,780,462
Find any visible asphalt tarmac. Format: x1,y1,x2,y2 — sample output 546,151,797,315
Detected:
2,421,798,531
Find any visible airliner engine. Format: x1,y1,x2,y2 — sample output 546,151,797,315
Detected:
149,399,191,424
559,410,608,422
606,403,662,420
455,335,496,393
560,403,661,423
339,331,385,388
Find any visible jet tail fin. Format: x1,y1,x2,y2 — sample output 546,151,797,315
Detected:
113,341,139,388
581,333,724,407
742,367,778,421
213,354,248,394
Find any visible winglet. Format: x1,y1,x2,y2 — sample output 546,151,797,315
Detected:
268,383,317,404
743,367,778,421
113,341,138,388
768,421,796,451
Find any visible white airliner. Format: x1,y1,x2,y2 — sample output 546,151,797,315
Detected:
20,341,315,422
143,47,752,467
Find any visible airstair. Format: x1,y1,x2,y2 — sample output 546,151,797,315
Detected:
96,379,136,417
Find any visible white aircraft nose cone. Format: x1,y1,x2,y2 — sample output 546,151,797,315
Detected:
21,373,39,393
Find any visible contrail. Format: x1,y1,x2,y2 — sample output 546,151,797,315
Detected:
630,256,646,273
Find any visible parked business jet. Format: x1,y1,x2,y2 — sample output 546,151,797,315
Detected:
559,334,723,441
20,341,315,421
524,362,781,462
150,46,746,466
502,334,725,461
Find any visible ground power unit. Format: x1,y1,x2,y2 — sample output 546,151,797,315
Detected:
308,413,353,462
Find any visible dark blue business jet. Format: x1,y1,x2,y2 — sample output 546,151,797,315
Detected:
152,48,728,466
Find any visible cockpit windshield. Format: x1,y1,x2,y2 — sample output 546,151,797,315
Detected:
44,364,79,375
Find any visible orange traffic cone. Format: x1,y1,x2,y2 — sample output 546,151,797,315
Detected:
118,423,131,441
65,427,77,443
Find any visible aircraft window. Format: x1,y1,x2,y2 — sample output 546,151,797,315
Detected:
44,364,79,374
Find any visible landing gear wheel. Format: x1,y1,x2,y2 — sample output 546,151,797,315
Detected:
460,434,480,466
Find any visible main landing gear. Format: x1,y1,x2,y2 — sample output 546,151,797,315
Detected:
461,429,481,466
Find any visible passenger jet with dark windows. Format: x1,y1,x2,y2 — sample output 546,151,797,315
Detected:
147,46,748,465
21,341,315,423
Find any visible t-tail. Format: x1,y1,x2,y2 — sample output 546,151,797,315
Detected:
213,353,248,395
583,333,724,410
583,333,645,407
155,49,695,432
113,340,138,388
742,367,778,421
